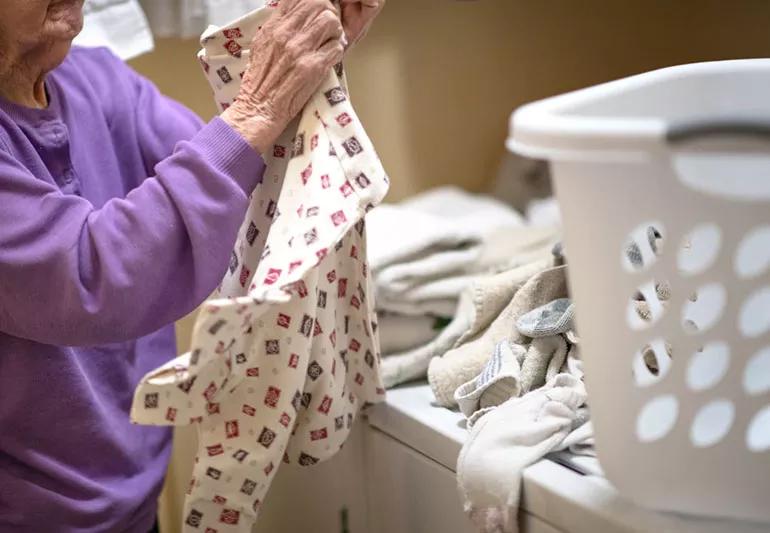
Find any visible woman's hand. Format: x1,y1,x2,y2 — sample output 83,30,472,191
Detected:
221,0,345,155
340,0,385,48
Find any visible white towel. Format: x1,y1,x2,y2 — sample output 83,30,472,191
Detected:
457,374,588,533
380,258,552,388
75,0,154,60
138,0,207,38
367,187,526,316
137,0,267,39
367,187,524,272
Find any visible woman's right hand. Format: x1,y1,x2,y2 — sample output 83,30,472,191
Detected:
221,0,345,155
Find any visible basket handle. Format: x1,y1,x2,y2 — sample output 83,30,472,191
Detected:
667,118,770,143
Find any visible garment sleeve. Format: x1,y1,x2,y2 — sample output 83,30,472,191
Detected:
127,59,210,173
88,46,210,178
0,119,264,347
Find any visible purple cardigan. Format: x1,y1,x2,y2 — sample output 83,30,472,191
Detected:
0,47,265,532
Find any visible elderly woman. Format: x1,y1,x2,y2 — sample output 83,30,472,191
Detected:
0,0,383,531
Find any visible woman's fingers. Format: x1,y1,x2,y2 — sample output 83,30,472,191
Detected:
222,0,347,155
280,0,334,32
313,38,345,72
280,10,342,65
339,0,384,45
278,0,305,16
303,9,344,51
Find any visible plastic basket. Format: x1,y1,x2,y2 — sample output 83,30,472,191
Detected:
509,59,770,523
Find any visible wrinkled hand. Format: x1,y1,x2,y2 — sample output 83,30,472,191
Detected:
222,0,344,155
340,0,385,47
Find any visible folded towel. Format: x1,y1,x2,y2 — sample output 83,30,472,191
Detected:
376,224,561,320
368,187,530,316
383,256,552,388
368,186,525,270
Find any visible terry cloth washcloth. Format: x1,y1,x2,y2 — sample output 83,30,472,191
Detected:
516,298,574,338
130,6,389,532
519,334,569,394
457,373,588,533
454,340,526,427
456,340,586,426
382,256,552,388
428,264,569,407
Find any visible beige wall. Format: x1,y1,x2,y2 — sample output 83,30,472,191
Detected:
131,0,770,204
128,1,770,530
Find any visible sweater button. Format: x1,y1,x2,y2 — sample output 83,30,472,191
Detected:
42,121,68,147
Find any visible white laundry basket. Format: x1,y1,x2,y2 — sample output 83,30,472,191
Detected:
509,59,770,523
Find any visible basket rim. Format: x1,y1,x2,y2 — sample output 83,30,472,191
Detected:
508,59,770,161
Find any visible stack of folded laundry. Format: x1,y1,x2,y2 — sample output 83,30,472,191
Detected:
366,186,562,387
367,189,600,532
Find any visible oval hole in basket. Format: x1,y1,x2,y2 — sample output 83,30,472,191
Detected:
747,405,770,452
686,341,730,391
744,346,770,396
627,279,670,331
735,225,770,279
681,283,726,334
632,338,672,387
739,287,770,338
690,399,735,448
677,223,721,276
636,395,679,443
674,152,770,201
621,222,665,273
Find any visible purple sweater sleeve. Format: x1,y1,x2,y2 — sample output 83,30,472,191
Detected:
0,118,264,347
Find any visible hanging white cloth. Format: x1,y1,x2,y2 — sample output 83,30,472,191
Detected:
138,0,267,39
75,0,154,60
76,0,270,57
202,0,267,26
138,0,208,39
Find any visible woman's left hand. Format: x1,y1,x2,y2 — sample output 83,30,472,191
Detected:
339,0,385,48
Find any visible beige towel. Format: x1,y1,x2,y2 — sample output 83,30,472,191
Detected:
428,265,568,407
375,226,560,318
457,373,587,533
380,227,559,387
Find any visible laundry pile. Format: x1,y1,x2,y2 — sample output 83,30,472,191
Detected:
368,187,562,388
448,222,679,531
450,266,594,533
369,192,599,533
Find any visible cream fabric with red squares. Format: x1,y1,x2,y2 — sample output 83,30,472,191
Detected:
129,4,389,532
